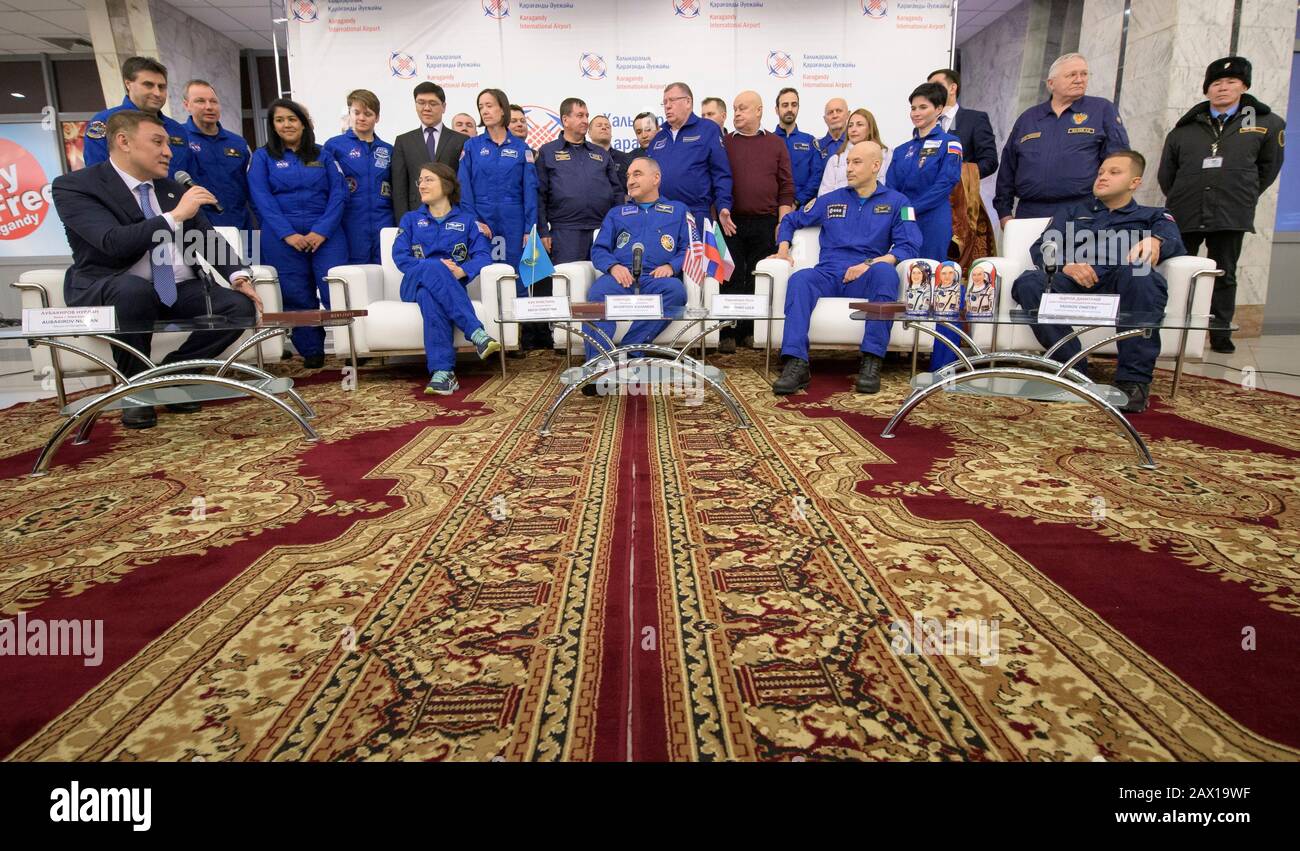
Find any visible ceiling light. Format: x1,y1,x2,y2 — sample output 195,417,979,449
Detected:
10,92,26,98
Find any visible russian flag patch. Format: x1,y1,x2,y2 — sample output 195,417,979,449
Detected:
947,140,964,156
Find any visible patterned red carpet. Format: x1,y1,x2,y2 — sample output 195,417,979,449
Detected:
1,352,1297,761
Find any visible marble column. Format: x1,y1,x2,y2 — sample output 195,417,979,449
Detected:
84,0,161,112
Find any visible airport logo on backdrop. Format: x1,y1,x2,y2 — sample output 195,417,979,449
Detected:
290,0,318,23
580,53,607,80
862,0,887,18
389,52,417,79
673,0,701,19
483,0,510,18
522,105,564,150
767,51,793,78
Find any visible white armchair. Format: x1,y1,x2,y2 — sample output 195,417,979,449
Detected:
11,225,284,407
325,227,518,364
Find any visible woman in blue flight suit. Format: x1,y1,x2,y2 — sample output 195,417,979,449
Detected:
393,162,502,395
457,88,541,347
248,98,347,368
322,88,394,264
887,82,964,373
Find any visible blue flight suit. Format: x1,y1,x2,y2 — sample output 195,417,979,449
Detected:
184,117,253,229
393,205,493,374
776,185,922,363
585,198,691,360
536,137,622,263
775,124,822,206
888,125,965,370
818,130,845,161
83,96,195,178
994,95,1130,221
248,145,348,358
457,130,538,292
647,112,733,226
1011,197,1186,384
322,129,394,265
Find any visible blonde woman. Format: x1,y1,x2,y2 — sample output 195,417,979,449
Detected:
818,108,890,196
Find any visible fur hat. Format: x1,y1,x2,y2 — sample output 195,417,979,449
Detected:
1203,56,1251,94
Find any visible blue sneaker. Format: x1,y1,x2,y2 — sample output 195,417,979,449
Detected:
470,329,501,360
424,371,459,395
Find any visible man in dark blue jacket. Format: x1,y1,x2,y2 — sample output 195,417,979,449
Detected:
927,69,998,179
84,56,194,179
647,82,735,237
537,98,623,264
182,79,253,229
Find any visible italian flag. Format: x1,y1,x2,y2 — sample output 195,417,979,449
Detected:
900,206,917,222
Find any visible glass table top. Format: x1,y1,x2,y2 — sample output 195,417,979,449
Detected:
60,377,296,416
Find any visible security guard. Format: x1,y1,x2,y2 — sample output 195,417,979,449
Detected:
393,162,501,395
183,80,253,229
994,53,1129,223
773,141,921,396
1011,150,1186,413
458,88,538,279
583,157,689,366
887,82,964,372
774,87,822,206
537,98,622,264
85,56,194,179
323,89,394,264
648,82,734,230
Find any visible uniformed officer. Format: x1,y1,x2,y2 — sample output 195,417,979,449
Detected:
583,157,690,366
772,141,922,396
587,113,632,191
773,87,822,207
537,98,622,264
84,56,194,179
887,82,965,372
322,89,394,264
393,162,501,395
994,53,1129,225
1158,56,1286,354
1011,150,1186,413
248,98,348,369
182,79,253,229
647,82,734,236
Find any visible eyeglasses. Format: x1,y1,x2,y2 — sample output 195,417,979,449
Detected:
661,95,689,107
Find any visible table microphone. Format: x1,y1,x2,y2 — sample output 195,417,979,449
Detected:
631,242,644,295
1042,240,1059,294
174,170,224,214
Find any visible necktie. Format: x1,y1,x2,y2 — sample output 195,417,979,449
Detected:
136,183,177,306
425,126,438,162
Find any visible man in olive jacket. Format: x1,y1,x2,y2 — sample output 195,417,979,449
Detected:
1157,56,1285,353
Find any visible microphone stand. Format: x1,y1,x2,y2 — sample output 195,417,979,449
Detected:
192,265,227,327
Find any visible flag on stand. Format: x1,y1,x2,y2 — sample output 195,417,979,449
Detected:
704,219,735,283
683,212,708,284
519,224,554,291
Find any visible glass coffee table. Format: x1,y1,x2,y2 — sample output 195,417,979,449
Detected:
4,311,363,476
849,307,1235,468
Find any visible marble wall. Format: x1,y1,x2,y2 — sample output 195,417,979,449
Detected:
149,0,243,124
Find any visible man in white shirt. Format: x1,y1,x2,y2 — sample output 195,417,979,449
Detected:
52,110,260,429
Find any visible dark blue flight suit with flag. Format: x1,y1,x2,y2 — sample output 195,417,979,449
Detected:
84,96,195,178
323,129,395,264
585,198,691,360
888,125,965,371
457,129,538,291
248,145,347,359
393,205,493,374
1011,198,1186,384
777,185,922,363
647,112,733,226
775,124,822,206
536,136,622,263
994,95,1129,221
184,117,253,229
818,130,846,162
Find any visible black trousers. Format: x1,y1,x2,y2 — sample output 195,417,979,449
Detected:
69,274,256,377
1181,230,1245,344
721,213,777,342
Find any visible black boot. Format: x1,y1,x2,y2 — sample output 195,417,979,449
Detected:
856,353,883,394
121,406,157,430
772,357,811,395
1113,380,1150,414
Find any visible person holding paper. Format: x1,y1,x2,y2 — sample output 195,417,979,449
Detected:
1011,150,1186,413
392,162,501,395
582,157,690,371
769,141,921,396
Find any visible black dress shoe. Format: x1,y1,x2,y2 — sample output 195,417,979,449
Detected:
1210,337,1236,354
717,337,737,354
507,349,527,359
302,354,325,369
856,353,884,394
165,401,201,414
1113,380,1150,414
121,406,157,429
739,335,755,349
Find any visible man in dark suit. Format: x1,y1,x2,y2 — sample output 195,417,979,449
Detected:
52,110,260,430
928,69,998,178
390,82,469,223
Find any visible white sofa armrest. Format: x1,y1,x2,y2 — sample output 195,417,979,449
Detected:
753,258,792,347
326,264,383,357
476,262,519,348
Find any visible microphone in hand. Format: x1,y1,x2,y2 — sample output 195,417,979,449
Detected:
174,170,224,214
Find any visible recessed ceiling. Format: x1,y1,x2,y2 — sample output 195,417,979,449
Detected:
0,0,280,55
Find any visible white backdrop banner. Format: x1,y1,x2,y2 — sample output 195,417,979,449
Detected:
286,0,953,154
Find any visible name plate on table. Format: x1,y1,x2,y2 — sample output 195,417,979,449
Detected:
513,296,571,321
22,306,116,334
711,294,767,318
1038,293,1120,323
605,294,663,319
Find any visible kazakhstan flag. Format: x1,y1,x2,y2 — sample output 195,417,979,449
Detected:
519,225,555,291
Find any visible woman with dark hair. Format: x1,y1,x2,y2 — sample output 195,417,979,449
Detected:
457,87,541,349
248,97,347,368
394,162,501,395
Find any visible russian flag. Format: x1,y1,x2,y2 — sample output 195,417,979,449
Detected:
704,219,734,283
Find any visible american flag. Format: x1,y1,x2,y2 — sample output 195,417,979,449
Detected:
683,213,708,285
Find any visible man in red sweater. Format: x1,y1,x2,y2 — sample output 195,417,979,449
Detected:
721,90,795,352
